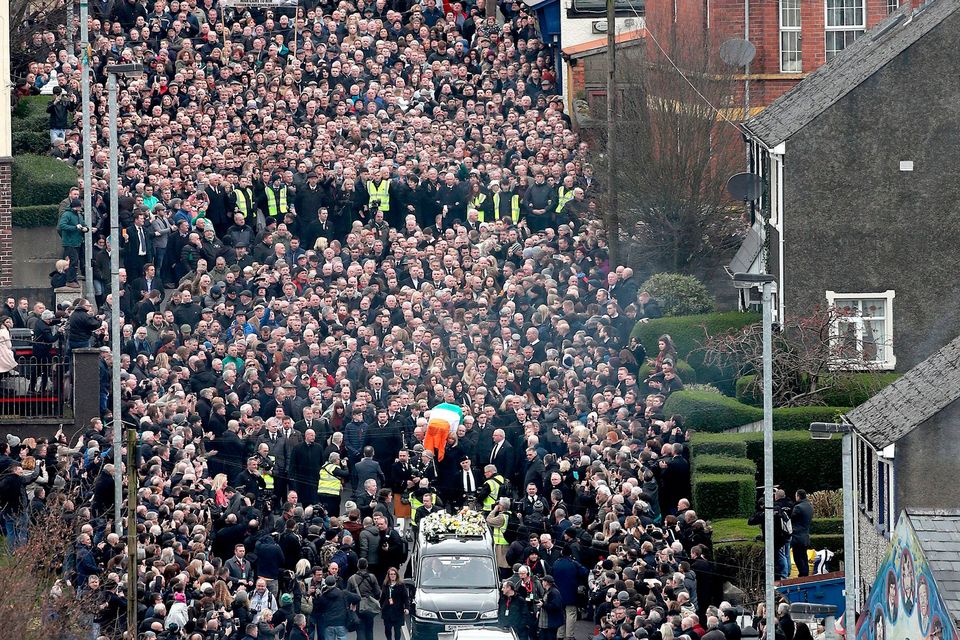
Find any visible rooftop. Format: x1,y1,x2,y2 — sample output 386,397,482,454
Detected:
908,509,960,624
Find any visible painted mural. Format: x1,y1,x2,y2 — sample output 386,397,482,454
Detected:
856,512,959,640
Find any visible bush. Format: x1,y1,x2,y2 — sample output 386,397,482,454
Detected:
12,131,50,155
631,312,760,396
773,406,850,431
12,95,52,120
639,273,715,317
809,490,843,518
693,454,757,476
810,534,844,554
692,473,755,520
637,358,697,384
741,431,842,494
664,390,761,432
11,155,76,207
737,372,901,407
810,518,843,535
689,433,748,459
12,204,60,228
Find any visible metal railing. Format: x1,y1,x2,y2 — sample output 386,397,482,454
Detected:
0,354,68,419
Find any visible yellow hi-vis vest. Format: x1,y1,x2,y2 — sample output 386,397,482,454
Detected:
482,474,504,512
367,180,390,212
235,186,255,220
555,186,574,213
266,186,289,219
409,493,435,526
469,192,487,217
317,463,342,496
262,455,276,490
492,511,510,545
492,193,520,223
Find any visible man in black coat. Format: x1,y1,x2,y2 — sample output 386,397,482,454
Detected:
791,489,814,577
658,442,691,516
363,409,402,482
289,429,325,506
498,580,528,638
123,212,153,280
522,449,546,495
205,174,231,237
213,421,246,484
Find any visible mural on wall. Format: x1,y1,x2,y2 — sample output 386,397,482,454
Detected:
857,512,959,640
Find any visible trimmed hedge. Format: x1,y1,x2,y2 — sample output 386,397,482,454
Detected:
691,473,755,520
12,154,76,207
638,358,697,384
639,273,715,317
741,431,842,494
737,372,902,407
663,390,848,432
12,95,52,119
811,518,843,535
13,130,51,155
689,433,748,459
693,454,757,476
13,204,61,228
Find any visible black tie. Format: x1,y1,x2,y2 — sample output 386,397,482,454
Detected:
491,443,500,463
464,471,473,492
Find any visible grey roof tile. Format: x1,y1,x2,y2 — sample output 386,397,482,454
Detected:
744,0,960,147
908,510,960,622
846,335,960,448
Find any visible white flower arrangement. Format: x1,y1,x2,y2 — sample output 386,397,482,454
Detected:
420,508,488,541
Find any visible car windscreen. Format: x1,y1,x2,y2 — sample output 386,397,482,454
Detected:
418,555,498,589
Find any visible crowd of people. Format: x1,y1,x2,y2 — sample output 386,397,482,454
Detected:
0,0,816,638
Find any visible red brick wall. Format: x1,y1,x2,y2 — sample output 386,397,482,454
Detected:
0,159,10,289
646,0,923,108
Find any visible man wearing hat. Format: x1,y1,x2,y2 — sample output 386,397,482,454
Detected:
57,198,89,288
539,575,565,640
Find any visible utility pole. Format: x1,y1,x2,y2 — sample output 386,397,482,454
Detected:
605,0,621,266
108,71,123,536
80,0,94,302
126,427,138,639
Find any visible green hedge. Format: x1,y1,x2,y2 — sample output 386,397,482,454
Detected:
737,372,902,407
741,431,842,494
12,155,76,207
689,433,748,459
811,518,843,535
692,473,755,520
12,95,52,119
13,204,60,228
639,273,715,317
637,358,697,384
693,454,757,476
810,534,844,553
664,390,848,432
13,130,50,155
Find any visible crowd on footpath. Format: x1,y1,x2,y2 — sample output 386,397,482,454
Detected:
1,0,824,637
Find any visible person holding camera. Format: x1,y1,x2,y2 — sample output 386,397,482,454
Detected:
46,86,75,144
57,199,89,288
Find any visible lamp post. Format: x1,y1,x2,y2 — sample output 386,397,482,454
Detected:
105,63,143,536
734,272,776,637
80,0,94,301
810,421,857,637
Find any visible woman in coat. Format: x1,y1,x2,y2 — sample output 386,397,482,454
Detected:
0,316,18,375
379,566,409,640
347,558,382,640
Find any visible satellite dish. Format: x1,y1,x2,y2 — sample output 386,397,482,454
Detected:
726,172,763,202
720,39,757,68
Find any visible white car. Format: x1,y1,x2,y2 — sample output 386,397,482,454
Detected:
452,628,519,640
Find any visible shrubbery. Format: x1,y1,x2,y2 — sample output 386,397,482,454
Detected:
736,372,901,407
691,473,755,520
689,434,748,459
639,273,715,317
663,390,848,432
637,359,696,384
692,454,757,476
11,155,76,209
12,204,60,228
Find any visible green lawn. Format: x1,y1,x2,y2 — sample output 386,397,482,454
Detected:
712,518,761,542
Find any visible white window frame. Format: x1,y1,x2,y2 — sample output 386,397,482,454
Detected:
780,0,802,73
825,0,865,60
826,290,896,370
887,0,900,14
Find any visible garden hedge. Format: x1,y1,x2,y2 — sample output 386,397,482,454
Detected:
639,273,715,317
663,390,849,432
637,358,697,384
737,372,901,407
689,433,748,459
740,431,842,494
630,312,761,395
12,95,52,119
691,473,755,520
12,155,76,208
692,454,757,476
13,204,60,228
13,130,51,155
810,518,843,535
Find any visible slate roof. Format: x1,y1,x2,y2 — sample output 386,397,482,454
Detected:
846,335,960,449
744,0,960,147
908,510,960,623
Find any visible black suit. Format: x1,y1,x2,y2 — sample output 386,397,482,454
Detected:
489,440,514,479
455,467,482,507
124,223,154,278
132,276,164,302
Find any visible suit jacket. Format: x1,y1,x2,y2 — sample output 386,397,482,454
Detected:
276,428,304,476
124,223,154,268
489,441,514,479
132,276,165,302
454,467,482,505
353,458,385,497
791,499,814,546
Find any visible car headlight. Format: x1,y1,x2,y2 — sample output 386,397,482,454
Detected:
416,608,438,620
480,610,498,620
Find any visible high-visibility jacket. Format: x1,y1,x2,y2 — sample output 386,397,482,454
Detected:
317,463,342,496
262,454,276,490
555,186,575,213
234,186,255,220
493,192,520,223
266,185,289,219
492,511,510,545
409,493,436,526
469,192,487,216
482,474,505,512
367,180,390,212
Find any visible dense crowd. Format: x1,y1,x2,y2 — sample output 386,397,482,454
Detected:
0,0,802,638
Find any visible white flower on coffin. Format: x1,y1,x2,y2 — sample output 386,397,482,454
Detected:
421,508,487,540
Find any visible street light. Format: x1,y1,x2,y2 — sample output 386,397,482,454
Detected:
105,63,143,537
810,421,857,638
733,272,776,638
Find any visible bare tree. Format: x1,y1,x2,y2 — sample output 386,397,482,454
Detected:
595,13,747,277
701,305,889,407
11,0,72,82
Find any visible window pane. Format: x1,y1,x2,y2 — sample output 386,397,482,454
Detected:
826,29,863,60
826,0,864,26
781,0,800,27
862,299,886,319
780,32,802,72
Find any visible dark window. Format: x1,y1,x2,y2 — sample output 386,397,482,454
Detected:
571,0,644,13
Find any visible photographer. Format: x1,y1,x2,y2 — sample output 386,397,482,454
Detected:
46,86,75,145
57,199,90,288
66,298,102,358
